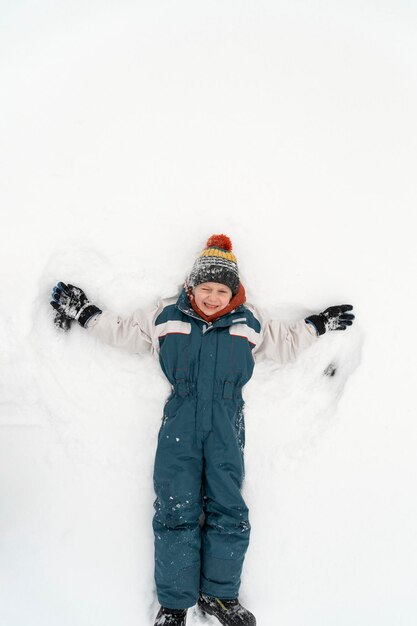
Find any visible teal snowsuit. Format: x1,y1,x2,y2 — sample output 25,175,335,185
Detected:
86,286,318,609
153,288,258,608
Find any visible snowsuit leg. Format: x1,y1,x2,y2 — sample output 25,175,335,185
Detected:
200,398,250,599
153,392,250,608
153,395,204,609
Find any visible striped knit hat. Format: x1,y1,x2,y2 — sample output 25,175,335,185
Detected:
188,234,240,295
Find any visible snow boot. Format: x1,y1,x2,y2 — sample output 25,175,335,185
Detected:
154,606,187,625
198,593,256,626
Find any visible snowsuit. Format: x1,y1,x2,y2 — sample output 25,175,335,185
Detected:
87,287,317,609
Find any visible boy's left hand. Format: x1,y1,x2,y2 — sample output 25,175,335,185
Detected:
305,304,355,336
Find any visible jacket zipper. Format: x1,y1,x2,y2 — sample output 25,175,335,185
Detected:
177,305,213,334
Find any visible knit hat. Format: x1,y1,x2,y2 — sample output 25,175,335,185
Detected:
187,234,240,295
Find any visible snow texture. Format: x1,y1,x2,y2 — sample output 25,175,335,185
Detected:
1,2,417,625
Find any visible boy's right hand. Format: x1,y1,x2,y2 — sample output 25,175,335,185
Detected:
50,282,102,329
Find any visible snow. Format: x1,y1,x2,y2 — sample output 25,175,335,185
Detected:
1,1,417,625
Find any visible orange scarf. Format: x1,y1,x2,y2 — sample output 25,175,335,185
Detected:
186,283,246,322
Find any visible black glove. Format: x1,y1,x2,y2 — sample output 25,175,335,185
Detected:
52,306,73,332
305,304,355,336
50,282,102,329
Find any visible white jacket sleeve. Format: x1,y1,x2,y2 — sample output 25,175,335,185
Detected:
85,300,165,356
247,304,319,364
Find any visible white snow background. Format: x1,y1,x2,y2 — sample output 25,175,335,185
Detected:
1,1,416,625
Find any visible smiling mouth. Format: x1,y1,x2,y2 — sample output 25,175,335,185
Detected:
204,303,219,309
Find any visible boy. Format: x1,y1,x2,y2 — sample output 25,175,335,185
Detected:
50,234,354,626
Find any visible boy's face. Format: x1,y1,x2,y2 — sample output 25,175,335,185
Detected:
193,282,233,316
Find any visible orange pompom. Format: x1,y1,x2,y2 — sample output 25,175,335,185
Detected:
206,234,233,251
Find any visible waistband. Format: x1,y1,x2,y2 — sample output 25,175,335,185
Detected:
172,380,243,401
